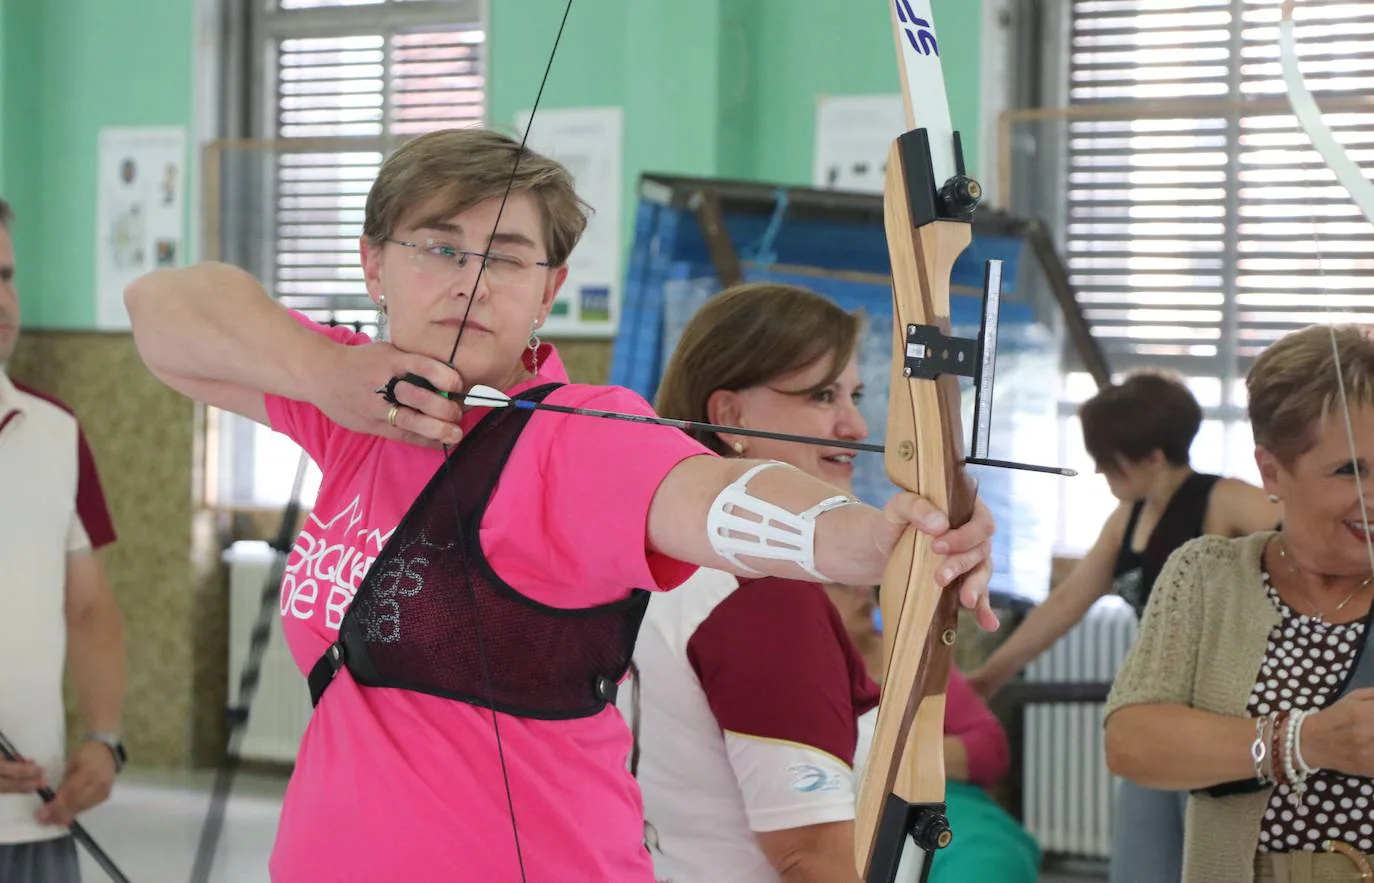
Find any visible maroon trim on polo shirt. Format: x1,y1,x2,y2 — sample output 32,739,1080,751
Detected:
12,380,71,415
686,577,880,766
11,381,118,549
74,427,116,548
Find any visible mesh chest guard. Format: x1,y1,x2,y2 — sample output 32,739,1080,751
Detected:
308,383,651,720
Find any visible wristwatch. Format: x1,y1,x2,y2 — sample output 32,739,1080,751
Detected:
83,732,127,774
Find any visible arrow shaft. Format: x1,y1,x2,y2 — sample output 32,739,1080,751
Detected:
464,394,1075,475
964,456,1073,477
502,398,886,453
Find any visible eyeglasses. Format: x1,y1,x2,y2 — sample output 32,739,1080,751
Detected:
386,238,551,289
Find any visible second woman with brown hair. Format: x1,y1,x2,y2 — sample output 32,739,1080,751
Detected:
620,282,1039,883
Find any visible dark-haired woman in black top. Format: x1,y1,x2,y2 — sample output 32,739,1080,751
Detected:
968,371,1282,883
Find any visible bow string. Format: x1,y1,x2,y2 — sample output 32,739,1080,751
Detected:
1279,0,1374,581
437,2,575,879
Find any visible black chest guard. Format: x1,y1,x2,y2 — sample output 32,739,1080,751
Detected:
307,382,651,720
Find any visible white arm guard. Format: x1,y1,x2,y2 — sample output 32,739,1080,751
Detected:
706,461,860,582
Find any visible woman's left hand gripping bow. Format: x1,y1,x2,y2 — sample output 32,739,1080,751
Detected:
879,492,999,632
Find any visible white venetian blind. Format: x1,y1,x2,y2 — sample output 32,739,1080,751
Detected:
1064,0,1374,379
261,0,486,329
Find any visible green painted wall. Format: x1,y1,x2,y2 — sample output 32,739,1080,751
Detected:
7,0,981,330
1,0,195,329
488,0,984,285
3,0,47,312
0,1,6,195
742,0,983,184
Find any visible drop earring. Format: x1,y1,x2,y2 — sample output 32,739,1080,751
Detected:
527,320,542,375
375,293,388,335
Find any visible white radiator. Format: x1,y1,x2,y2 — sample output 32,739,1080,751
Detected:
225,540,311,764
1021,597,1138,859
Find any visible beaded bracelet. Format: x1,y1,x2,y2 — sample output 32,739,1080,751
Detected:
1293,708,1317,777
1286,708,1315,802
1272,710,1291,788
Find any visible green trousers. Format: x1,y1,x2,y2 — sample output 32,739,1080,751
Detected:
926,781,1041,883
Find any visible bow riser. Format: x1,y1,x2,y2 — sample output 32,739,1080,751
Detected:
853,132,980,878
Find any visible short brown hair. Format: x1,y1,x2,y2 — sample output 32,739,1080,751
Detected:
0,198,13,229
655,283,863,456
362,128,589,267
1247,323,1374,465
1079,370,1202,469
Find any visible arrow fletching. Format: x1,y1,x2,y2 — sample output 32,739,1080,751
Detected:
464,385,513,408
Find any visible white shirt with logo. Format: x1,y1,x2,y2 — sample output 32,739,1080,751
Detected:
621,568,922,882
0,373,117,844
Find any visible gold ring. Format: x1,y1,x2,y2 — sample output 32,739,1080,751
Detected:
387,404,400,427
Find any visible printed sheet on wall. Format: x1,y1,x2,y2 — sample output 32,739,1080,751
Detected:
513,106,623,337
94,126,186,331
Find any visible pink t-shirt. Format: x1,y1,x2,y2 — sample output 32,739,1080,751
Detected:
265,315,710,882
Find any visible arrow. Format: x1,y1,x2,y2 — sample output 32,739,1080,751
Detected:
459,383,1076,476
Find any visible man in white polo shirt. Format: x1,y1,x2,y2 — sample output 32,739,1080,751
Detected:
0,197,127,882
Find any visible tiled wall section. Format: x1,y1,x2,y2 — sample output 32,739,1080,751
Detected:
552,338,616,388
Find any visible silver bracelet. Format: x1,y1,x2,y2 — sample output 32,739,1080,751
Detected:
1252,714,1270,784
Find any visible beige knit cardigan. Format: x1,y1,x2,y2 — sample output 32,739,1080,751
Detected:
1105,531,1290,883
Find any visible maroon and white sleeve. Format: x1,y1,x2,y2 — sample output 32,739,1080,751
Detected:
67,425,116,552
687,577,880,833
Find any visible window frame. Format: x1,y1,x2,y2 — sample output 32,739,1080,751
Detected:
207,0,489,510
1029,0,1374,554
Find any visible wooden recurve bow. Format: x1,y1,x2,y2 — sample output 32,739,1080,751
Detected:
855,2,1000,880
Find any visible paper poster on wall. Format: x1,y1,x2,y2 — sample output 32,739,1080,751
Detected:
513,106,622,337
812,95,906,195
94,126,186,330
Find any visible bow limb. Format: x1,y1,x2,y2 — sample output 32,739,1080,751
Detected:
853,176,979,879
854,2,982,878
1279,0,1374,227
432,5,574,880
1280,2,1374,579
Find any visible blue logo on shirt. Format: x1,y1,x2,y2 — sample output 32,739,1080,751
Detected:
788,764,840,793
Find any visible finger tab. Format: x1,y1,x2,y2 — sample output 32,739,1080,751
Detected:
402,371,438,394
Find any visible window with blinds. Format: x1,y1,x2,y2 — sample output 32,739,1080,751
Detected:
1047,0,1374,553
260,0,486,331
1064,0,1374,380
213,0,486,508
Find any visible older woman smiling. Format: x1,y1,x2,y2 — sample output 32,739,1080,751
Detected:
1104,323,1374,883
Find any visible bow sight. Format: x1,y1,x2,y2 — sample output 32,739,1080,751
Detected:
895,128,1070,478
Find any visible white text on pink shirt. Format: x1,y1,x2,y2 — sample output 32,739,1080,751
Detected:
282,495,396,630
